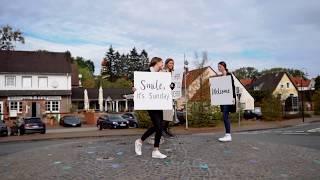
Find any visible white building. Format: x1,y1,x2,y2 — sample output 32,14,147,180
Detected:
0,51,73,120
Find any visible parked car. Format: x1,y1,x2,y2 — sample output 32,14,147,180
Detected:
0,120,8,137
243,107,263,120
60,115,82,127
97,114,129,130
20,117,46,135
121,112,139,128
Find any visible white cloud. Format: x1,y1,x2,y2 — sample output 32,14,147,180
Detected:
1,0,320,77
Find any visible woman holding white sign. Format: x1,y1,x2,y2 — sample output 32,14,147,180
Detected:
134,57,168,159
218,61,236,142
162,58,175,137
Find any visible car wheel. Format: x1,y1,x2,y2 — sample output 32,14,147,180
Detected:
133,123,138,128
40,130,46,134
99,124,103,131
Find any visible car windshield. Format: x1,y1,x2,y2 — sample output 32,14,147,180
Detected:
64,116,80,122
109,114,125,121
25,118,42,123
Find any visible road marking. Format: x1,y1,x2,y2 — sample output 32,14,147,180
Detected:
307,128,320,133
282,132,309,135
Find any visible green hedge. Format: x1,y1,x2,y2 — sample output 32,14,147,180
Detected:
313,91,320,115
134,110,152,128
187,101,221,127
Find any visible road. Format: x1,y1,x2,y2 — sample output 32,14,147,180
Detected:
235,121,320,150
0,122,319,179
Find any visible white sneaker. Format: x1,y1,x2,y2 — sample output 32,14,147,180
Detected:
135,139,142,156
152,150,167,159
218,134,232,142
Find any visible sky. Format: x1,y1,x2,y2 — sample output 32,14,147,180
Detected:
1,0,320,77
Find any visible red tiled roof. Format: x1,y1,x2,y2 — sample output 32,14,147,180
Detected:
240,78,254,87
290,77,310,87
182,66,214,88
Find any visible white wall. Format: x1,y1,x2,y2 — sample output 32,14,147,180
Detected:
232,74,255,110
0,74,71,91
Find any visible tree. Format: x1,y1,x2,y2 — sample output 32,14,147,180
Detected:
140,49,149,69
0,25,25,50
103,45,149,81
72,56,96,88
233,67,259,79
73,56,95,74
314,76,320,90
104,45,116,81
312,90,320,115
260,68,306,78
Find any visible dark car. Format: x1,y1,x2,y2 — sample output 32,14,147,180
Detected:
243,107,262,120
20,117,46,135
122,112,139,128
0,121,8,137
97,114,129,130
60,116,82,127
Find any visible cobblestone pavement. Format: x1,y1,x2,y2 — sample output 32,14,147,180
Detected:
0,134,319,180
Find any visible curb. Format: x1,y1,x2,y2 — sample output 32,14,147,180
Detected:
1,119,319,144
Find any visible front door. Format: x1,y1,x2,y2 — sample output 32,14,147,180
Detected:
0,101,3,120
31,102,37,117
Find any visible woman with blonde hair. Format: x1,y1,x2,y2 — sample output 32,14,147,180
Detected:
162,58,175,137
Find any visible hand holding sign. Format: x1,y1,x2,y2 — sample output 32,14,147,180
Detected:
134,72,173,110
209,75,235,105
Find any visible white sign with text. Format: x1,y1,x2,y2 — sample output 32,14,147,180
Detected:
134,72,173,110
209,75,235,105
172,72,183,99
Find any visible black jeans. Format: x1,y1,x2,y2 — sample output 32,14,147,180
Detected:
141,110,163,148
221,105,231,134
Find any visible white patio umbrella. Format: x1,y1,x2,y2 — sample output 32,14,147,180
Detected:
84,89,89,110
99,86,104,112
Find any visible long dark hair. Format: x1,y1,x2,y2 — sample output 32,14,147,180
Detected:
165,58,174,72
218,61,229,73
149,57,163,67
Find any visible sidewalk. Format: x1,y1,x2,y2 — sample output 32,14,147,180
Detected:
0,116,319,143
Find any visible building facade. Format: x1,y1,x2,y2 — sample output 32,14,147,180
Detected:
177,66,255,111
0,51,73,121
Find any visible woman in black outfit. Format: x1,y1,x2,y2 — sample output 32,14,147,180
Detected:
134,57,167,159
217,61,236,142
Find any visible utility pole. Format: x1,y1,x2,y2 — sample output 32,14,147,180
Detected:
184,54,189,129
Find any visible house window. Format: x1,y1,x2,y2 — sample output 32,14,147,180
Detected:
19,102,23,112
52,101,59,111
38,77,48,88
287,83,290,88
22,76,32,88
9,101,23,112
10,101,18,110
280,84,284,89
45,101,50,111
45,101,60,112
5,76,16,87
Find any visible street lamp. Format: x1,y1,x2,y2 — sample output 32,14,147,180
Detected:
184,55,189,129
78,74,83,87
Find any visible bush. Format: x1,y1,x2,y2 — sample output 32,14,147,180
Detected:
134,110,152,128
313,91,320,115
188,101,220,127
261,95,282,121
